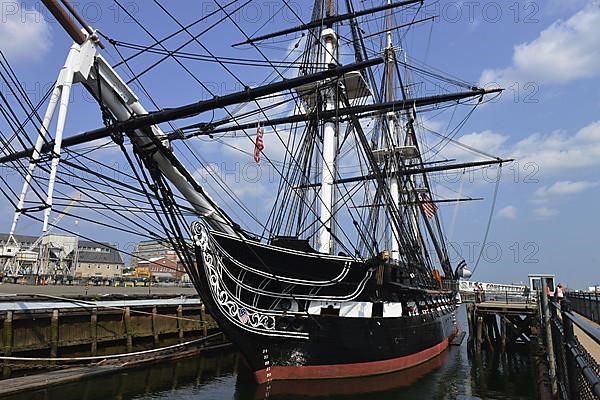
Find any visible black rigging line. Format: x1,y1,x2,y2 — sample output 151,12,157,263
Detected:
110,41,325,69
148,0,362,256
471,165,503,276
246,0,381,255
0,60,54,201
110,0,242,68
277,2,389,256
110,0,268,235
3,45,173,245
112,0,253,85
0,53,145,247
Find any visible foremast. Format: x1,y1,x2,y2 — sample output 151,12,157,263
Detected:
385,0,402,262
317,0,339,254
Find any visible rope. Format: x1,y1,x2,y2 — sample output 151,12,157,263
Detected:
471,165,503,276
3,293,210,325
0,332,222,362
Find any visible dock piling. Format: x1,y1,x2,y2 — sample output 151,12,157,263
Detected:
124,307,133,352
200,304,208,337
2,310,13,378
91,308,98,356
541,280,558,396
476,316,483,352
177,304,184,342
50,309,59,358
152,305,159,345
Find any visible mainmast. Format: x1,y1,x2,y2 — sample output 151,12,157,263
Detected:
317,0,339,254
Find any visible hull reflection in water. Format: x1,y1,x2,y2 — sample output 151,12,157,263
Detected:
3,350,240,400
250,350,448,398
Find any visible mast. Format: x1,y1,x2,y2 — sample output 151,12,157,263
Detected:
385,0,401,261
318,0,339,254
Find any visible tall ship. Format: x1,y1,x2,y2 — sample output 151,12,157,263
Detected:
0,0,507,383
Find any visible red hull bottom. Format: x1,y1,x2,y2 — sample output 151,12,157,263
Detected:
255,329,458,383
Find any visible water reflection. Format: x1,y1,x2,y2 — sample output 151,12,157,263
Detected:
245,351,449,399
4,306,535,400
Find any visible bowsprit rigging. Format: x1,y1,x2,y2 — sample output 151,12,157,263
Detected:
0,0,511,383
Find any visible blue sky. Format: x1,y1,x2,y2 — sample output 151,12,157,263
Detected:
1,0,599,289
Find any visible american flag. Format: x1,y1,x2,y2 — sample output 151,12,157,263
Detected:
419,192,438,219
238,307,249,324
254,124,264,164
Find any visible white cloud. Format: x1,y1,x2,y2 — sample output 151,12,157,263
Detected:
438,130,509,161
443,120,600,174
512,121,600,172
534,207,559,218
497,205,517,219
479,2,600,87
456,130,508,155
546,0,593,14
0,3,52,63
535,180,599,198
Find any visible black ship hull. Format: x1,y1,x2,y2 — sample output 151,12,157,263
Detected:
190,222,458,382
208,302,456,383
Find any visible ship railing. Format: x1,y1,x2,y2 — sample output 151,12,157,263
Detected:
544,298,600,400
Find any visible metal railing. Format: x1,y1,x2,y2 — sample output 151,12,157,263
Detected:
460,289,533,304
546,298,600,399
568,292,600,325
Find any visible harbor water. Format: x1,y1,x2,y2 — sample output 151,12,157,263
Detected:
3,306,536,400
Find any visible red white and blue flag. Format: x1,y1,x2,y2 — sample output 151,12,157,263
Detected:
419,192,438,219
254,124,264,164
238,307,249,324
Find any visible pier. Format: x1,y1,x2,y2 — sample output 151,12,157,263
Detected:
0,287,229,396
542,292,600,399
0,294,218,360
466,301,538,353
462,282,600,399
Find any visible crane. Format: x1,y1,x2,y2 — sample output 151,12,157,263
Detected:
1,194,81,279
27,193,81,252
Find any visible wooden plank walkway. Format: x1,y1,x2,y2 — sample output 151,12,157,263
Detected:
477,301,537,312
475,301,538,317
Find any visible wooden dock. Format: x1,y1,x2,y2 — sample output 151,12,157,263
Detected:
0,334,231,397
466,299,538,353
0,295,218,359
0,294,221,382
